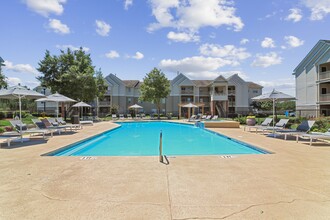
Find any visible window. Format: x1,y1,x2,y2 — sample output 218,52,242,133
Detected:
128,88,131,92
200,98,203,103
253,90,259,94
128,98,131,103
321,67,327,72
181,87,186,91
321,88,327,94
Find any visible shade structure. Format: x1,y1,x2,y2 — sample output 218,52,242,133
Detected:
35,92,76,118
128,104,143,109
0,85,46,120
252,89,295,134
72,101,91,118
182,102,198,119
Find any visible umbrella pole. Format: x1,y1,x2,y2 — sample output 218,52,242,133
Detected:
273,98,275,135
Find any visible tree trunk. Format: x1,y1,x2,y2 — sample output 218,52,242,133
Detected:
157,104,161,120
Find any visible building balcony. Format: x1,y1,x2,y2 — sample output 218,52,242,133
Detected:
181,90,194,95
98,101,111,106
319,93,330,102
319,71,330,81
198,91,209,96
210,92,228,101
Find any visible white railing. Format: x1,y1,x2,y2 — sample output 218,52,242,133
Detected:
319,93,330,102
319,71,330,80
210,92,228,101
98,101,111,106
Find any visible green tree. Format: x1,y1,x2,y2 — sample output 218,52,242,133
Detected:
140,68,170,119
37,48,107,102
0,58,8,89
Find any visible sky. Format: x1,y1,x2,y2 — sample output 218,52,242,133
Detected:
1,0,330,96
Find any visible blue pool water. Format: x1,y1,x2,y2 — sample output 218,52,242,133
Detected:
51,122,267,156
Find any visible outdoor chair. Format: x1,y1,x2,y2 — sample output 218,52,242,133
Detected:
31,118,61,136
48,118,82,130
259,119,290,134
112,114,118,120
0,135,21,147
243,118,272,132
188,115,199,122
127,114,132,119
211,115,219,120
300,129,330,146
10,120,52,140
119,114,125,120
56,117,81,129
275,120,315,142
204,115,212,120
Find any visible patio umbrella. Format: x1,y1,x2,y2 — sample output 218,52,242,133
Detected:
182,103,198,119
128,104,143,117
35,92,76,118
252,89,295,133
0,85,45,121
72,101,91,118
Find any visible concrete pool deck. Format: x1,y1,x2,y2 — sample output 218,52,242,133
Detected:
1,121,330,219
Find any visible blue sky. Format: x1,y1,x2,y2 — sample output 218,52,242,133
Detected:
1,0,330,96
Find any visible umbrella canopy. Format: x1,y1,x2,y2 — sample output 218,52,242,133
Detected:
0,85,45,120
128,104,143,109
182,103,198,119
72,101,91,108
252,89,295,132
35,92,76,118
182,103,198,108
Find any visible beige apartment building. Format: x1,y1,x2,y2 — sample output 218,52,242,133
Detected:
100,73,262,117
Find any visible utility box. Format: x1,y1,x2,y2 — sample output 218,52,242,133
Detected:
71,115,80,124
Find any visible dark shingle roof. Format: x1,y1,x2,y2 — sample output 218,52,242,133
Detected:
192,80,212,87
123,80,140,88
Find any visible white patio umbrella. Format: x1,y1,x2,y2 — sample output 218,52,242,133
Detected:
182,103,198,119
252,89,295,133
128,104,143,116
0,85,46,121
35,92,76,118
72,101,91,118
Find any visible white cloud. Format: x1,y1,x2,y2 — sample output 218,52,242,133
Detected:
199,44,251,62
285,8,303,22
95,20,111,36
167,31,200,42
159,56,235,77
148,0,244,34
23,0,66,17
258,78,295,96
3,61,39,75
302,0,330,20
284,36,304,48
124,0,133,10
7,77,22,86
48,19,70,34
252,52,283,68
132,52,144,60
105,50,120,59
240,38,249,45
261,37,276,48
56,44,90,52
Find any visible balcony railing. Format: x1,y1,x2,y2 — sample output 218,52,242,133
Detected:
181,90,194,94
210,92,228,101
98,101,111,106
199,91,209,96
319,93,330,102
319,71,330,81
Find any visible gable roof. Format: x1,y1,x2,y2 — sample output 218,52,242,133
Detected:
123,80,140,88
192,80,212,87
247,82,263,89
293,40,330,75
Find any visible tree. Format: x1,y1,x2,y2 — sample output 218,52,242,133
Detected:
140,68,170,119
37,48,107,102
0,58,8,89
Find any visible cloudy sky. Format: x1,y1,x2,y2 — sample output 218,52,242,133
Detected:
1,0,330,96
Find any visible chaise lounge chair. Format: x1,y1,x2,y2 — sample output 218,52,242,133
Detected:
275,120,315,142
244,118,272,132
9,120,52,140
112,114,118,120
259,118,290,134
300,129,330,146
0,135,21,147
47,118,81,130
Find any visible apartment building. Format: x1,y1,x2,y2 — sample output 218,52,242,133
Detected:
100,73,262,117
293,40,330,117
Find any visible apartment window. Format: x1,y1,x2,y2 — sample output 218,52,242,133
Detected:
128,88,131,92
321,88,327,94
321,67,327,72
200,98,203,103
253,90,259,94
128,98,131,103
181,87,186,91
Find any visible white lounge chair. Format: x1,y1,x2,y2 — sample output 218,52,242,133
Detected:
259,118,289,134
112,114,118,120
10,120,52,140
244,118,272,132
119,114,124,120
300,129,330,146
275,120,315,142
0,135,20,147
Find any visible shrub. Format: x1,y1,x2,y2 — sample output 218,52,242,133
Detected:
0,112,5,120
0,127,5,133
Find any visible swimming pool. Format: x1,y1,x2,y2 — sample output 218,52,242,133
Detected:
50,122,268,156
